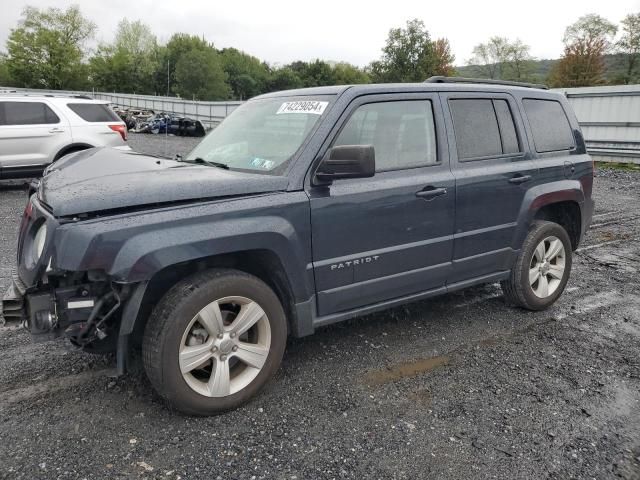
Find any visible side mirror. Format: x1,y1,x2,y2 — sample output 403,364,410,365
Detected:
314,145,375,185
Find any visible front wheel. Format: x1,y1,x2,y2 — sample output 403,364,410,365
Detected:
142,269,287,415
501,220,572,310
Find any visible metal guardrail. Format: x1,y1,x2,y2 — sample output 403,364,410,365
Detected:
0,87,243,129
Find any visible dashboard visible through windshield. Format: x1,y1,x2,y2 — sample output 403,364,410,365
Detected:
185,95,334,174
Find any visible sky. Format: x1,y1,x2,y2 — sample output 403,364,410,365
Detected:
1,0,639,67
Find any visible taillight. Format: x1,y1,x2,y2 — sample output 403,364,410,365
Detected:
108,124,127,141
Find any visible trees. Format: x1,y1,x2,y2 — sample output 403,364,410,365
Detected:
332,62,370,84
616,13,640,84
549,14,617,87
370,19,453,82
174,48,230,100
432,39,456,77
6,5,95,89
90,19,159,94
467,37,533,80
219,48,270,99
0,54,12,86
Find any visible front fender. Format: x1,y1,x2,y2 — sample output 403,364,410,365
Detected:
53,192,313,302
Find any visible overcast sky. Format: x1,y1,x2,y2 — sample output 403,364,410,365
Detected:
1,0,639,67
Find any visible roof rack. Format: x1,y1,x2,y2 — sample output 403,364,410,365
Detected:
425,76,549,90
0,92,95,100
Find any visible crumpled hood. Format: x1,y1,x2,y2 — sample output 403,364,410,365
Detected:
39,148,289,217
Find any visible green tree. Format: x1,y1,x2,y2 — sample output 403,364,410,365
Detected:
267,67,303,91
468,37,533,80
616,13,640,84
332,62,370,84
154,34,212,96
174,48,231,100
0,53,13,86
369,19,447,82
549,14,617,87
6,5,95,89
90,19,159,93
219,48,270,99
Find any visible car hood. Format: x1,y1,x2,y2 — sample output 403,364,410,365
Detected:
40,148,290,217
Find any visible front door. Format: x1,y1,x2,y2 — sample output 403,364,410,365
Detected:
0,100,71,169
308,94,455,316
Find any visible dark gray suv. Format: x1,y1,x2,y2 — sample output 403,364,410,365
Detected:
1,77,594,415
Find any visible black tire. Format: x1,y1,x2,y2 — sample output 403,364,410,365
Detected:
142,268,287,415
501,220,572,310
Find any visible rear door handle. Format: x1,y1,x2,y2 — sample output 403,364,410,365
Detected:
416,186,447,200
49,127,65,133
508,174,532,185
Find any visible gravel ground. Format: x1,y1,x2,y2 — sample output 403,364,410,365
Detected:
0,142,639,479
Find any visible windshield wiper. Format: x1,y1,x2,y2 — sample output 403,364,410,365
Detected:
180,156,229,170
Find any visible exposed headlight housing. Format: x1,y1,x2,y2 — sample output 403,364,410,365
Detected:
33,223,47,262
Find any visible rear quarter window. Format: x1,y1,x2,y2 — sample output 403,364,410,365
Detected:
523,99,575,153
66,103,121,122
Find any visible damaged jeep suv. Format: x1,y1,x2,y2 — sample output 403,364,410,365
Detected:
1,77,593,415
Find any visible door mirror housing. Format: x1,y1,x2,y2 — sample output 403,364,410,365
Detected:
314,145,375,185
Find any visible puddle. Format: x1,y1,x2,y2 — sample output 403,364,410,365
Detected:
363,355,450,386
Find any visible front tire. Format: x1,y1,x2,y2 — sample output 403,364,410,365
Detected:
142,269,287,415
501,220,572,310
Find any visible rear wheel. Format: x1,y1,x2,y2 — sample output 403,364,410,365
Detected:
142,269,287,415
501,220,572,310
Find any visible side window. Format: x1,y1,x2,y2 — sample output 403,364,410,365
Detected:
66,103,120,122
0,102,60,125
449,98,521,160
523,99,575,153
334,100,438,171
493,99,519,154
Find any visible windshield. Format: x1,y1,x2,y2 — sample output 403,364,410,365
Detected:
186,95,333,174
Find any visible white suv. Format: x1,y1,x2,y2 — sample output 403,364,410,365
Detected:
0,95,129,179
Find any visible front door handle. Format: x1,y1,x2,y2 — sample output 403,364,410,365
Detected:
48,127,65,134
508,174,532,185
416,186,447,200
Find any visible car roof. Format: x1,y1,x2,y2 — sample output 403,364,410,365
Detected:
254,82,558,100
0,94,109,105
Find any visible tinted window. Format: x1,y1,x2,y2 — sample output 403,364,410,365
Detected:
523,99,575,153
493,99,520,154
450,99,502,160
334,100,437,171
0,102,59,125
67,103,120,122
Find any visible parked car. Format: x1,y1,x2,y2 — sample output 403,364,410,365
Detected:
1,77,594,415
0,94,129,179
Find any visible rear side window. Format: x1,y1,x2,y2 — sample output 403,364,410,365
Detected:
449,98,521,160
334,100,438,171
523,99,575,153
66,103,120,122
0,101,60,125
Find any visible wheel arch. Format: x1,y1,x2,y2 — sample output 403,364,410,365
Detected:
515,181,586,252
122,249,298,346
53,143,93,161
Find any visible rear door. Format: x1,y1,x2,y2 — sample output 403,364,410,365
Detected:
0,100,71,168
440,92,538,283
308,93,455,316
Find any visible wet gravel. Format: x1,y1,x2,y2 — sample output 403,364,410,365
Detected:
0,151,639,479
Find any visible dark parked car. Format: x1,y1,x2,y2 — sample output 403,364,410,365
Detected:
1,77,593,415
